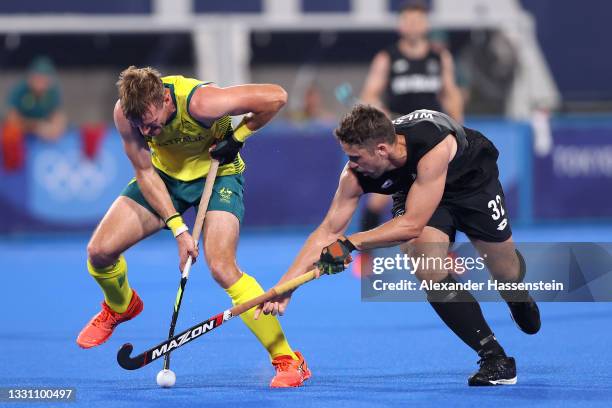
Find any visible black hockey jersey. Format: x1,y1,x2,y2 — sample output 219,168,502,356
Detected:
352,110,499,199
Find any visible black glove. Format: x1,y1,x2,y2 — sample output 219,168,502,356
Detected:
210,131,244,165
314,237,356,275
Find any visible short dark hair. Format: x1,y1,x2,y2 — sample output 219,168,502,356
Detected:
334,105,396,148
399,0,429,14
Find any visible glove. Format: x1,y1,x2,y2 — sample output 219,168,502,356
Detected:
210,131,244,165
314,236,356,275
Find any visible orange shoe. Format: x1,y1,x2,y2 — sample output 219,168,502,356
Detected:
76,290,143,349
270,351,312,388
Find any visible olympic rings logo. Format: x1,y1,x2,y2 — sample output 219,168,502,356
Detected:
34,149,117,202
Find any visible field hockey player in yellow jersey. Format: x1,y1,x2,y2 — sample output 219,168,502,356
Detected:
76,66,311,388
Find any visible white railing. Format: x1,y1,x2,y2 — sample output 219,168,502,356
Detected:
0,0,559,119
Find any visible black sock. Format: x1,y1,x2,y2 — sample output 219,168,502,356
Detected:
498,249,530,302
360,207,381,231
427,275,506,357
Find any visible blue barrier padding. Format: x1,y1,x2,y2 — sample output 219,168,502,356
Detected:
550,114,612,129
4,117,612,233
533,125,612,219
241,124,345,226
389,0,432,12
302,0,351,13
193,0,262,13
0,0,151,14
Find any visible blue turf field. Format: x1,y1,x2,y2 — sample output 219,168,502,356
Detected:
2,226,612,407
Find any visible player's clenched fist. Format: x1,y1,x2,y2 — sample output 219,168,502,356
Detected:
315,236,356,275
209,131,244,165
176,232,198,272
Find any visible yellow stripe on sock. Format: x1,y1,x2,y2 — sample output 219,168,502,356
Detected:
87,255,132,313
225,273,297,360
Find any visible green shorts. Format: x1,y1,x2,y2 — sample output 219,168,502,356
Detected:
121,169,245,223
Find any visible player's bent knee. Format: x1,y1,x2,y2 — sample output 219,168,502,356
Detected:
87,242,120,269
415,268,448,283
487,249,524,282
399,242,414,255
207,257,240,285
207,257,234,274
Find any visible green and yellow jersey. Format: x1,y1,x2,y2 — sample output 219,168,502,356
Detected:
145,75,245,181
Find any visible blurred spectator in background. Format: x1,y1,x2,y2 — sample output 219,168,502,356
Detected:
429,29,472,108
355,0,464,275
289,83,335,124
361,0,463,120
8,56,66,141
1,56,66,170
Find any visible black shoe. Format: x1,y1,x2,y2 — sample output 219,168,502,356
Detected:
468,355,517,386
508,295,541,334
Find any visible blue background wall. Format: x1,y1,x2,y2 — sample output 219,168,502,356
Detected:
8,119,605,233
520,0,612,102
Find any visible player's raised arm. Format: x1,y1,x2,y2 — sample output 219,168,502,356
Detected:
189,83,287,125
255,165,363,318
187,83,288,165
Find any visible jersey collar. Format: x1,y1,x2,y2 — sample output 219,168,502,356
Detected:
163,83,178,125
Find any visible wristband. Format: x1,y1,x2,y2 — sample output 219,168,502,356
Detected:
165,213,188,237
343,237,357,252
172,224,189,237
233,119,255,143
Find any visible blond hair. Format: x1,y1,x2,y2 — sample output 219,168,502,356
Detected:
116,66,164,122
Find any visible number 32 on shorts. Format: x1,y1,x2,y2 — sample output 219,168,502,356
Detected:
488,195,508,231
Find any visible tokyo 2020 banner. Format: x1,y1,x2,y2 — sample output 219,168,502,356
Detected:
534,124,612,219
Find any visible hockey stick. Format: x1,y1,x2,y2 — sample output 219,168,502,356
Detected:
162,159,220,371
117,268,319,370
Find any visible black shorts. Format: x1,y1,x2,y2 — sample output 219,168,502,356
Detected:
391,176,512,243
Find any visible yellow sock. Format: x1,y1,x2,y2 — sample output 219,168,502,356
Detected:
87,255,133,313
225,273,297,360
